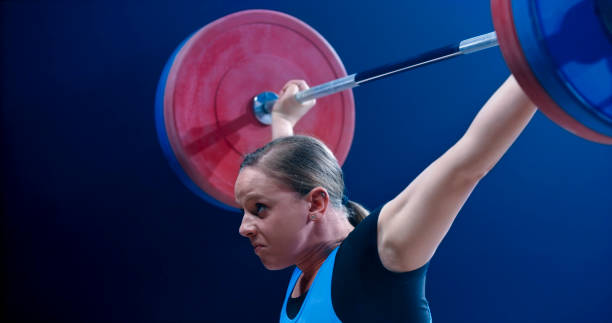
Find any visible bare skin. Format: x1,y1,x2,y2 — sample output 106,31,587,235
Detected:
270,80,315,138
236,75,536,296
378,76,536,271
235,167,352,296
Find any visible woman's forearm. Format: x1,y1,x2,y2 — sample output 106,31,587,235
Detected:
457,75,537,178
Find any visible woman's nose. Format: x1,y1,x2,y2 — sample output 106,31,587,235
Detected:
239,214,256,237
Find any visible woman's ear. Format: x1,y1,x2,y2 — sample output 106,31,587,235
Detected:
306,186,329,219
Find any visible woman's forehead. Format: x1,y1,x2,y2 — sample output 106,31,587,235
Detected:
234,167,292,201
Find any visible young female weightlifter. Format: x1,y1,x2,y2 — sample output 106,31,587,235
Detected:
234,76,536,322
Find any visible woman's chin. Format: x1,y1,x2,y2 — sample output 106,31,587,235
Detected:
261,258,291,271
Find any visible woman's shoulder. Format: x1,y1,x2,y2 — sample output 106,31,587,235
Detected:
331,205,431,322
336,205,428,276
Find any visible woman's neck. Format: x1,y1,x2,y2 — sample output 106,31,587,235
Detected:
293,211,354,295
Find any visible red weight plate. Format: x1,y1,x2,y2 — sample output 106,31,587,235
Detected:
491,0,612,144
163,10,355,209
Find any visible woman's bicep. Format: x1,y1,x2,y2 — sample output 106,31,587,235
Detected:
377,139,483,272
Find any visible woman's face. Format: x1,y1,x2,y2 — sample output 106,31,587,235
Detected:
235,166,312,270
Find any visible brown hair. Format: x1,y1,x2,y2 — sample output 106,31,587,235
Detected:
240,136,368,226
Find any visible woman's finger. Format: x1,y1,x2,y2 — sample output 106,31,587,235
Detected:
295,80,309,91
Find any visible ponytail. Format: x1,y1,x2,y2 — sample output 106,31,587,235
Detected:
345,200,369,227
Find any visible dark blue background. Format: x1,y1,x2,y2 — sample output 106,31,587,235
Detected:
2,1,611,322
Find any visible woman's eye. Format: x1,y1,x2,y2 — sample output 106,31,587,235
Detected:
254,203,266,215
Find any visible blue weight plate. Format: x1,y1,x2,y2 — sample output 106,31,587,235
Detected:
513,0,612,139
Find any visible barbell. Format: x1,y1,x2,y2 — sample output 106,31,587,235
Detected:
155,0,612,211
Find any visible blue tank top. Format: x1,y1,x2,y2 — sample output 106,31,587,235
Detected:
279,208,431,323
279,247,341,323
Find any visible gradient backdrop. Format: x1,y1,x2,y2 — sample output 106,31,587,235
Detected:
2,1,611,322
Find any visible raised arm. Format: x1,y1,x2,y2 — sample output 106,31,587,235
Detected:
377,75,537,272
270,80,316,139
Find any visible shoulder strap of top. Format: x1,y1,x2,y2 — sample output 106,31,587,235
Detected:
280,248,342,322
280,267,302,322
